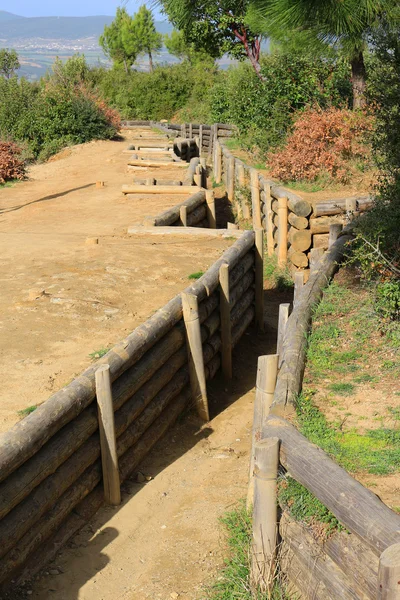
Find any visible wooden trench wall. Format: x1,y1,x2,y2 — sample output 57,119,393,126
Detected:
0,229,261,590
248,233,400,599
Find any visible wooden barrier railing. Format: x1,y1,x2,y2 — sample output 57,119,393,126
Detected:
0,229,261,590
247,230,400,599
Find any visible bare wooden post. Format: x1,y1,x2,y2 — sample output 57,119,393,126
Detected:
277,303,290,367
227,155,235,202
329,223,343,247
227,222,239,230
378,543,400,599
264,182,274,257
206,189,216,229
215,140,222,184
180,205,188,227
309,247,324,273
181,292,209,421
95,365,121,506
251,438,280,593
250,168,262,229
293,271,304,306
200,157,207,188
199,124,203,154
219,264,232,379
189,123,193,139
277,197,288,267
247,354,279,509
255,228,264,332
180,123,186,138
194,164,202,187
346,198,359,222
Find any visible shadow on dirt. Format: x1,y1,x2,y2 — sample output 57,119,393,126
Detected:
0,184,95,214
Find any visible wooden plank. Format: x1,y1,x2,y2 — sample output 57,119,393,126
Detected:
263,415,400,556
181,293,209,421
219,264,232,379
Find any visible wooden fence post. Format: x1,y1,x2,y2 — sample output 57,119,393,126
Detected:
227,155,235,202
277,303,290,367
180,205,187,227
206,190,216,229
215,140,222,184
250,169,262,229
251,438,280,593
346,198,359,222
329,223,343,247
247,354,279,509
194,164,202,187
277,197,288,267
181,292,209,422
181,123,186,138
309,247,324,273
378,543,400,599
200,157,207,188
264,182,274,257
293,271,304,307
95,365,121,506
255,228,264,332
219,264,232,379
189,123,193,139
199,124,203,154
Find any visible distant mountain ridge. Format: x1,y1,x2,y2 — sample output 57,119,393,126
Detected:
0,12,172,41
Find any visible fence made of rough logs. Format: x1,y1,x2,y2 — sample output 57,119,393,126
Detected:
0,229,261,590
247,232,400,599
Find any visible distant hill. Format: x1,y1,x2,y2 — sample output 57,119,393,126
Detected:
0,14,172,41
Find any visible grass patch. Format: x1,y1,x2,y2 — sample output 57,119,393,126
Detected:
296,392,400,475
205,502,292,600
278,476,344,536
188,271,204,280
264,255,293,291
17,405,37,417
89,347,111,360
329,382,356,396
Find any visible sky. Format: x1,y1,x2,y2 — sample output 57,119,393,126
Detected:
1,0,163,18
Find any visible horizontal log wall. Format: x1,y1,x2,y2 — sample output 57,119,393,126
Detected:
0,230,257,590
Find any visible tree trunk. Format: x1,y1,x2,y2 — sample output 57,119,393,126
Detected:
149,51,154,73
351,52,366,109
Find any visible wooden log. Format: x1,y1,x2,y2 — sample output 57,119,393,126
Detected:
215,140,222,184
186,205,207,227
288,228,312,252
277,198,288,267
230,252,254,289
288,213,309,230
262,181,274,257
227,222,238,230
127,159,188,168
277,304,290,367
263,415,400,556
313,195,372,217
329,223,343,247
312,232,329,250
282,549,331,600
309,247,325,273
230,270,254,309
310,215,344,234
230,288,255,327
95,366,120,506
206,190,216,229
271,230,353,414
227,155,235,202
180,205,188,227
288,249,308,268
153,190,205,226
181,293,209,422
293,271,304,307
255,229,264,331
123,185,200,195
194,164,202,187
251,438,280,593
250,168,262,229
219,264,232,379
128,226,242,238
378,544,400,599
280,511,368,600
247,355,279,509
232,305,255,347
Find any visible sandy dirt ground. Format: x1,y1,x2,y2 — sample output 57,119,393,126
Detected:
23,290,288,600
0,131,232,433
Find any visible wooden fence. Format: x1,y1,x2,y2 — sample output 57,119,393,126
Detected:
0,229,262,590
248,232,400,599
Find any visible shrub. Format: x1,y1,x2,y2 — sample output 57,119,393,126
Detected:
267,107,373,183
0,141,25,183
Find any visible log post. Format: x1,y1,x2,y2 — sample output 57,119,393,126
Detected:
235,161,244,219
378,543,400,599
199,124,203,154
227,155,235,202
255,228,264,332
227,222,239,230
277,303,290,368
346,198,359,222
277,197,288,267
180,205,188,227
206,190,216,229
194,164,202,187
251,438,280,593
309,247,324,273
181,123,186,138
215,140,222,184
247,355,279,509
95,365,121,506
264,182,274,257
293,271,304,307
250,169,262,229
189,123,193,139
329,223,343,247
200,157,207,188
181,292,209,421
219,264,232,380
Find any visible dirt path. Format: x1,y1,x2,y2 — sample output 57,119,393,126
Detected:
0,131,232,433
24,289,289,600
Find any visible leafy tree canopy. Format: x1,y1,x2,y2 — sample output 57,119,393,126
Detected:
0,48,20,78
99,7,137,73
164,29,215,66
123,5,162,72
